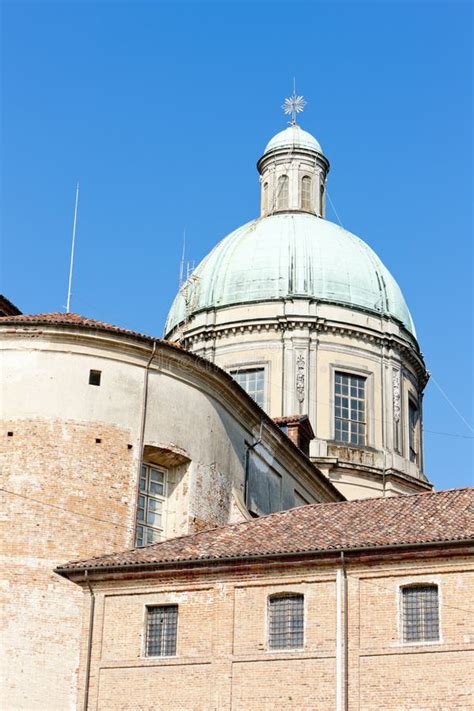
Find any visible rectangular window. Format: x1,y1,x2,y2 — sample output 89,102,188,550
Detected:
145,605,178,656
402,585,439,643
408,400,419,463
334,372,366,446
135,464,166,547
268,594,304,650
230,367,265,408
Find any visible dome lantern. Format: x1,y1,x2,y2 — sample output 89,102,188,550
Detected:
257,93,329,218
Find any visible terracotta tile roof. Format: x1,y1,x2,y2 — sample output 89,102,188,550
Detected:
273,414,315,440
0,312,174,345
273,415,310,426
57,488,474,574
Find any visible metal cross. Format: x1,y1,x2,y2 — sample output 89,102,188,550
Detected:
282,81,306,125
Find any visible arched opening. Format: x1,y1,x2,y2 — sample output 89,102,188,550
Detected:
276,175,289,210
262,181,268,213
301,175,312,211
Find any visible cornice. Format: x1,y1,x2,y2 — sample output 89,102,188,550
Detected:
178,317,428,388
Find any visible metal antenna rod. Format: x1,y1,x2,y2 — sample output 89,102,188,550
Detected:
66,182,80,313
179,228,186,288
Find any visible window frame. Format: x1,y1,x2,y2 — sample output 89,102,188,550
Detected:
330,365,374,448
143,604,179,657
135,463,167,547
267,592,305,651
228,363,268,410
399,583,441,646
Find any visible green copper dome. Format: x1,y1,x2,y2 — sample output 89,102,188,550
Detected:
165,213,416,336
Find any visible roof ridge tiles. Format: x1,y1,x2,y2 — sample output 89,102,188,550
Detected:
56,487,474,574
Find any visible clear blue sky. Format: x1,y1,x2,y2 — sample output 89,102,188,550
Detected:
2,1,472,489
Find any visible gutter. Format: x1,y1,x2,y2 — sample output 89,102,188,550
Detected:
131,341,157,543
82,572,95,711
55,537,474,579
335,551,348,711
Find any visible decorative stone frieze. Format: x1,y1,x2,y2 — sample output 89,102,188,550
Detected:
296,354,306,403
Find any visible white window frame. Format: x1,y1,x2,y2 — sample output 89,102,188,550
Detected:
228,363,268,410
135,463,167,547
330,364,374,448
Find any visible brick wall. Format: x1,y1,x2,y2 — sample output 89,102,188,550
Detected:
2,418,138,710
75,556,474,710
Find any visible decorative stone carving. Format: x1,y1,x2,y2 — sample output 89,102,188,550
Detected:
393,369,401,422
296,354,305,403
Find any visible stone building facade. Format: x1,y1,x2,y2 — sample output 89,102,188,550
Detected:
3,111,468,711
58,489,474,711
1,312,339,710
165,123,431,500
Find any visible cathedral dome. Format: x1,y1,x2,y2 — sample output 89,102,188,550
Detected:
263,125,324,155
165,212,415,336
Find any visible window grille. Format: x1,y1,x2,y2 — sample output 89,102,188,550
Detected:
320,183,325,214
402,585,439,643
145,605,178,656
301,176,312,210
408,400,419,463
135,464,166,547
268,594,304,650
276,175,289,210
230,367,265,407
334,372,366,446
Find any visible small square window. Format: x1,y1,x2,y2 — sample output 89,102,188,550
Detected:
89,370,101,386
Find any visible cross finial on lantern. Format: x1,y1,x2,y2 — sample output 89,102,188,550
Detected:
282,79,306,125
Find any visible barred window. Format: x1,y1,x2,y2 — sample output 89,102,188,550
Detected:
335,372,366,446
402,585,439,643
276,175,289,210
145,605,178,656
230,367,265,408
408,400,419,463
268,594,304,650
135,464,166,547
301,176,312,211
